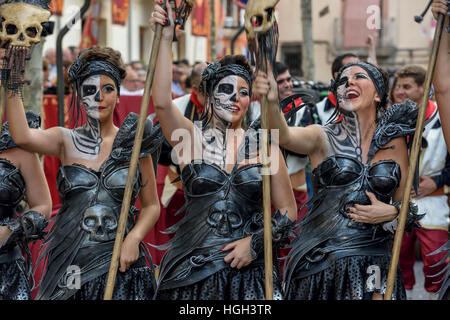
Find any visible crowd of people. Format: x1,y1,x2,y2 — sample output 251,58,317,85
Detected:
0,0,448,301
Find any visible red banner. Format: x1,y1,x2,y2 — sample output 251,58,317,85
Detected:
112,0,130,26
192,0,209,36
79,1,102,51
49,0,64,16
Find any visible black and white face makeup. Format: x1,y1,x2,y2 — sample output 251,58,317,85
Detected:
81,75,102,119
212,75,249,124
336,67,375,113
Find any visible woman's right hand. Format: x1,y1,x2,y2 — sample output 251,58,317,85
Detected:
149,0,175,41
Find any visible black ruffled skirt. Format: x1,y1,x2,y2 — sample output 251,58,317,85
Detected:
157,263,283,300
68,257,156,300
0,259,31,300
285,255,406,300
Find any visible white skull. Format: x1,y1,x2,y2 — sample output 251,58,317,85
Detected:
0,3,51,47
244,0,279,40
81,205,118,242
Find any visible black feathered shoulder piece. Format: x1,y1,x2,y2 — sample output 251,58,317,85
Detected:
368,99,418,159
108,112,164,165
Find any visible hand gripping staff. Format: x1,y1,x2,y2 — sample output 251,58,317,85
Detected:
244,0,280,300
103,0,194,300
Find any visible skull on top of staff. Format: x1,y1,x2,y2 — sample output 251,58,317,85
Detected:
244,0,280,72
0,0,51,47
0,0,52,92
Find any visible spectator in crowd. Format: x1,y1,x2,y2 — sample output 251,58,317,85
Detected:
120,66,144,96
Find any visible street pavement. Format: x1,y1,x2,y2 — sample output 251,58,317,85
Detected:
406,261,433,300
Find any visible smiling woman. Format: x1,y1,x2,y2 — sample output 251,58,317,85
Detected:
5,46,163,300
256,60,424,300
150,0,297,300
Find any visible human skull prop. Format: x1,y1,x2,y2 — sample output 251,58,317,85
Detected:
244,0,279,40
207,200,243,236
81,205,118,242
0,3,51,47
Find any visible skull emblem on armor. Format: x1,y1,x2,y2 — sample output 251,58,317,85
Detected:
0,2,51,47
244,0,279,40
207,200,243,236
81,205,118,242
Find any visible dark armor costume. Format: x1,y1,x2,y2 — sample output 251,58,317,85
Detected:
35,113,162,300
156,159,286,300
284,101,422,300
0,112,47,300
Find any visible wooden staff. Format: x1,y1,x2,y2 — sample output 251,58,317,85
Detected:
103,17,165,301
259,51,274,300
384,12,445,300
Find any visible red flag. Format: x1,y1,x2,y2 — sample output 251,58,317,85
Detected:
192,0,208,36
112,0,130,26
49,0,64,16
79,1,102,51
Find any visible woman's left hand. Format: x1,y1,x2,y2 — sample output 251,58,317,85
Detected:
119,233,141,272
348,191,398,224
223,236,253,269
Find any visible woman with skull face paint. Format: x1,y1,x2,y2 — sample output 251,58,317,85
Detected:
149,1,297,300
255,60,424,300
3,47,163,300
0,112,52,300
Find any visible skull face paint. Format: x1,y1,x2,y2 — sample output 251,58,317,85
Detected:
212,75,250,125
81,75,102,119
81,75,118,120
336,67,373,113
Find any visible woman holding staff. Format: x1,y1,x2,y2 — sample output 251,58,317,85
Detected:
3,46,162,300
150,0,297,300
255,59,423,299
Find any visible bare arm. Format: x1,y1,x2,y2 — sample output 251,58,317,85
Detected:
119,155,160,272
432,1,450,149
366,35,378,66
7,94,64,157
150,1,194,147
0,49,64,157
270,147,297,222
18,150,52,219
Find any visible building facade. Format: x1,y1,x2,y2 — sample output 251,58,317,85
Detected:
43,0,437,82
